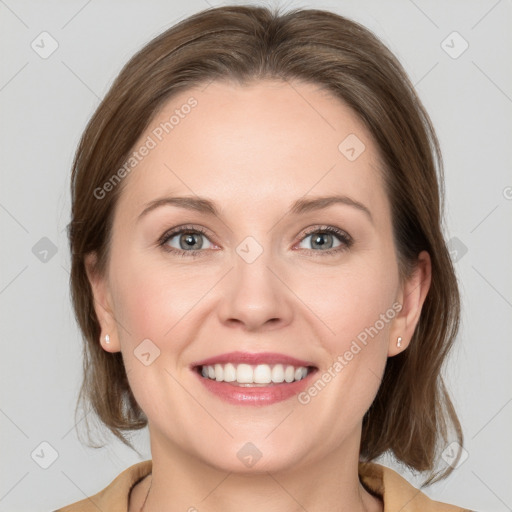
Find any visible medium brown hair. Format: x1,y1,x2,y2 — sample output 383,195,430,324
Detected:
67,5,462,482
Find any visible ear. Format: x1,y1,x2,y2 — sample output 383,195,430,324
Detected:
84,252,121,353
388,250,431,356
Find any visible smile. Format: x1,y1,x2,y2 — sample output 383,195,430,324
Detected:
199,363,311,385
191,351,318,405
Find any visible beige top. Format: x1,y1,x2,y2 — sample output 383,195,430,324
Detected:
53,460,472,511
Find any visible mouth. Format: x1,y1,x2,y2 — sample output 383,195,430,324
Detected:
195,363,316,386
191,352,318,405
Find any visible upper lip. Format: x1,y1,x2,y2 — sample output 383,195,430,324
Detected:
191,351,316,368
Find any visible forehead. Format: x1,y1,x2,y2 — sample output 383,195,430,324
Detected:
115,79,387,221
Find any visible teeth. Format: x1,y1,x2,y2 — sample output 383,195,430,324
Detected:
237,364,253,383
223,363,236,382
295,367,306,381
214,364,224,381
271,364,285,383
254,364,272,384
200,363,310,384
284,365,295,383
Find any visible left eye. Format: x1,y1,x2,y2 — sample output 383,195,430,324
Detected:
297,230,345,251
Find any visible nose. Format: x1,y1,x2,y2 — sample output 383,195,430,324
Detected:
216,249,294,332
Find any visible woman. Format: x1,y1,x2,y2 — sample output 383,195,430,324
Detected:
56,5,473,511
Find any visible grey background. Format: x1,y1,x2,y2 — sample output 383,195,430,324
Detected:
0,0,511,510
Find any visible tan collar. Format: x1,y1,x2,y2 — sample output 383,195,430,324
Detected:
358,462,470,511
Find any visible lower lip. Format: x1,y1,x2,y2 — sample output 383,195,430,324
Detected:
194,369,317,406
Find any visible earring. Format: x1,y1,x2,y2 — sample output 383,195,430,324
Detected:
105,334,110,344
397,336,402,348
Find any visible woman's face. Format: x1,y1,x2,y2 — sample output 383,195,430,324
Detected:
88,79,428,473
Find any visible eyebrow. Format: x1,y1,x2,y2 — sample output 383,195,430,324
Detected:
137,194,373,223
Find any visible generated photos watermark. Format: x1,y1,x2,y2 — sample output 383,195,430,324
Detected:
298,301,403,405
93,96,198,200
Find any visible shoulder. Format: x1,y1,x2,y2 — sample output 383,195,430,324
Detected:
53,460,152,512
358,462,474,512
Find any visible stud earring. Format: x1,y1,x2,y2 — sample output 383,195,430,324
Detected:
105,334,110,344
397,336,402,348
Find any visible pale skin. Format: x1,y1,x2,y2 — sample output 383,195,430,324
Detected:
86,79,431,512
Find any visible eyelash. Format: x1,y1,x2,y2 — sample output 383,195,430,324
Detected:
157,224,353,258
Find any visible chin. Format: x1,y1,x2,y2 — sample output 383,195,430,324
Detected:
186,432,315,476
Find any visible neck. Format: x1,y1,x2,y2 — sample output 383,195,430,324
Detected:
135,425,382,512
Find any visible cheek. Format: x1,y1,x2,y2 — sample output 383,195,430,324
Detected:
291,256,397,416
112,267,169,342
293,258,398,348
111,253,211,343
109,256,211,440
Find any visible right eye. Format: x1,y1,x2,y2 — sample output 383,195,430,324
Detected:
159,225,216,257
